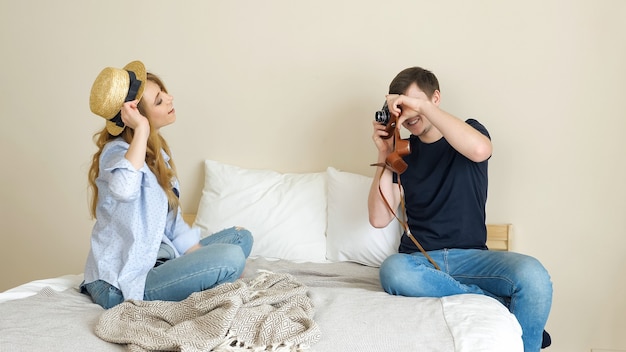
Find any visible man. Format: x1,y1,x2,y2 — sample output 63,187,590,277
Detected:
367,67,552,352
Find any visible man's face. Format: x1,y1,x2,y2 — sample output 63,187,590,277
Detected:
400,83,434,138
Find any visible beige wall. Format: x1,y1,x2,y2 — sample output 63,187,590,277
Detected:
1,1,625,350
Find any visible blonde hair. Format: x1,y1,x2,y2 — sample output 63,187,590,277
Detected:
88,72,179,219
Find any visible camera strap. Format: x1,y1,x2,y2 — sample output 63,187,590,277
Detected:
370,127,441,270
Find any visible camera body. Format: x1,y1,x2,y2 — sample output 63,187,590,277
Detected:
373,100,410,173
374,101,397,139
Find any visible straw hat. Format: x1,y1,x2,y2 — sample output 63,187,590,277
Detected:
89,60,147,136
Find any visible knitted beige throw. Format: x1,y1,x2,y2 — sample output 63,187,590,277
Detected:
95,271,321,352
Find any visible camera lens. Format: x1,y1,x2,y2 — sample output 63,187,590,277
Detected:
374,110,389,124
375,101,390,125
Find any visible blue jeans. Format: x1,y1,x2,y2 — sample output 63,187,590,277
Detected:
82,226,253,309
379,249,552,352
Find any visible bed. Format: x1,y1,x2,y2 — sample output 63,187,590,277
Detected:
0,160,523,352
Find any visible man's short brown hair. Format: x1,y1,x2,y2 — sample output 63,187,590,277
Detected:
389,67,440,98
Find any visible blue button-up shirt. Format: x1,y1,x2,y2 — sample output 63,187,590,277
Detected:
83,139,200,300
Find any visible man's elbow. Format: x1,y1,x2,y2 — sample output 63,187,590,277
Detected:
469,142,493,163
369,215,391,229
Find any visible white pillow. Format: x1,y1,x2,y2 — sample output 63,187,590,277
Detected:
325,167,401,267
195,160,328,262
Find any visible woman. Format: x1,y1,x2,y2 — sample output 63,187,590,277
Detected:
81,60,253,309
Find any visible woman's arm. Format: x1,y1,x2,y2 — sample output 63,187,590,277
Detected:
120,100,151,170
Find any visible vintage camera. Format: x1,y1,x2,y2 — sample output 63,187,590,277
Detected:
373,101,410,173
374,101,397,139
374,101,391,124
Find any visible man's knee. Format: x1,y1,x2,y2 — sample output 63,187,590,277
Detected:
515,255,553,299
380,254,409,294
379,254,434,295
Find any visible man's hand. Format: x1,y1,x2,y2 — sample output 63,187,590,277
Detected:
371,120,395,155
386,93,431,124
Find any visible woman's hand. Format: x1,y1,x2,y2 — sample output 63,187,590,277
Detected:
120,100,149,132
184,243,202,254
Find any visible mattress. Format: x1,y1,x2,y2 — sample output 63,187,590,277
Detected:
0,257,523,351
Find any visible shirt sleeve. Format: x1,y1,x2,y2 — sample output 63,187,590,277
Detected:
167,206,201,254
465,118,491,139
99,140,149,202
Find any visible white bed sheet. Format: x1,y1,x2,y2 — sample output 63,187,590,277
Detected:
0,274,83,304
0,258,523,352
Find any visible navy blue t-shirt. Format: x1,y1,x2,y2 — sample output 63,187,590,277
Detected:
395,119,490,253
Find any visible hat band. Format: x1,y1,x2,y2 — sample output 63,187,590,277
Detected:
109,71,143,128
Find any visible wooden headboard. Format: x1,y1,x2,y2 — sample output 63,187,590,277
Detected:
486,224,512,251
183,214,511,252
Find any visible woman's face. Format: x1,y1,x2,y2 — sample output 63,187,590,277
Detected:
140,80,176,130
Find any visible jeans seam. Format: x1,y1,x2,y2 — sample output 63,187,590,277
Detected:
144,265,238,297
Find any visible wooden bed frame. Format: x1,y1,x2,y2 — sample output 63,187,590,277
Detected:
182,213,512,252
486,223,512,251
